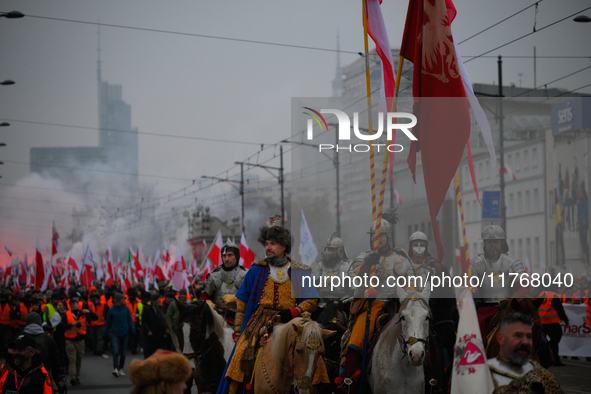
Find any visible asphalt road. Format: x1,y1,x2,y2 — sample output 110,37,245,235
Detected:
66,351,590,394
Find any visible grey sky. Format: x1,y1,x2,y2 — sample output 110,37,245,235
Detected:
0,0,589,256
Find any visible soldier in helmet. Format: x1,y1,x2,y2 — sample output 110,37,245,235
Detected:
470,224,525,339
199,238,247,323
310,232,351,306
339,210,412,389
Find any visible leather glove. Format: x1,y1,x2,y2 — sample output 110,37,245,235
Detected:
564,318,569,326
362,252,380,267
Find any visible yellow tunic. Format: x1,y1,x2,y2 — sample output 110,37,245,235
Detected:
226,260,320,383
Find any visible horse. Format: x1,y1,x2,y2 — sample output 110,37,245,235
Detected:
369,285,432,394
314,301,348,393
176,300,235,394
485,297,544,360
253,317,335,394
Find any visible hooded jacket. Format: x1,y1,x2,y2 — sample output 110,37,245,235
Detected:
0,353,56,394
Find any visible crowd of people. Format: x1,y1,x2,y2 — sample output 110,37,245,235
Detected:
0,214,589,393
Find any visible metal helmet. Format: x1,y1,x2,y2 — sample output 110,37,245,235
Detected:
409,231,428,243
368,218,394,249
221,238,240,262
322,232,348,260
481,224,509,253
481,224,506,240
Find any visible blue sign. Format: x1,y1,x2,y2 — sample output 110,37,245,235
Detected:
482,191,502,219
551,97,591,136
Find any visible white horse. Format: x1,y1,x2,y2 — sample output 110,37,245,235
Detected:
369,285,431,394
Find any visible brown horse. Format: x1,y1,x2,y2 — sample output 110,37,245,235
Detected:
176,300,234,394
254,317,335,394
485,297,544,359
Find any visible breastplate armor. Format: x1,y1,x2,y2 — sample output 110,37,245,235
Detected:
204,266,247,307
470,253,525,303
310,259,352,302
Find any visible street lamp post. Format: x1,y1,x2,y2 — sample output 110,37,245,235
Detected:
201,173,245,231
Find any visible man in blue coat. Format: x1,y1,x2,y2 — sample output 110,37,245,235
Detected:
103,292,134,377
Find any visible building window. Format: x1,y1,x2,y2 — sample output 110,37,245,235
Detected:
518,239,523,262
532,147,538,168
510,239,515,254
534,188,539,212
473,199,477,221
509,193,514,216
549,190,555,217
517,191,522,215
515,152,521,172
525,190,530,214
478,162,483,182
485,160,490,180
408,225,412,239
524,149,529,170
534,237,540,267
526,237,531,264
507,153,512,170
466,201,471,221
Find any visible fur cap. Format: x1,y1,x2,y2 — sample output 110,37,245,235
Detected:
258,224,292,255
129,350,192,387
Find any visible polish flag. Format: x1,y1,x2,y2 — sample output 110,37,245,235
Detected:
207,230,223,268
35,238,45,290
106,247,115,278
13,275,21,295
52,221,63,256
500,164,518,181
172,246,187,291
4,245,13,257
162,243,170,266
66,251,80,272
393,189,403,205
80,245,95,288
239,232,256,269
200,259,213,281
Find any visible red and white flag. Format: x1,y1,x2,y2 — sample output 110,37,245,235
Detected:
366,0,396,114
4,245,13,257
172,245,187,291
13,275,21,295
52,221,63,256
393,188,403,205
239,232,256,269
207,230,223,268
401,0,472,267
450,286,494,394
80,245,95,288
66,251,80,272
162,243,170,266
106,247,115,279
35,238,45,291
500,164,517,181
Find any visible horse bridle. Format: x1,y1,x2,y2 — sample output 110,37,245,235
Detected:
395,297,430,360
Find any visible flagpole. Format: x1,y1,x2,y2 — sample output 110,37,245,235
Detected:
454,171,470,272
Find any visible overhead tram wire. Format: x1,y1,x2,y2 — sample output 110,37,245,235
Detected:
464,5,591,64
20,14,359,55
457,1,544,45
2,118,265,146
513,64,591,97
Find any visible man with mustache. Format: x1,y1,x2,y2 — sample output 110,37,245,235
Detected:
488,312,564,392
0,334,57,393
470,224,525,339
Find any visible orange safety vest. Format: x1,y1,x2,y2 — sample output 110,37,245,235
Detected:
0,364,53,394
91,302,106,326
64,311,87,339
539,291,562,324
125,300,139,323
12,303,30,328
0,304,10,326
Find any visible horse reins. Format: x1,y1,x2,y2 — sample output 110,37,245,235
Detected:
395,297,431,360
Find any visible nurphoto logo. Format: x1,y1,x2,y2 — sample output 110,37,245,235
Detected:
302,107,417,153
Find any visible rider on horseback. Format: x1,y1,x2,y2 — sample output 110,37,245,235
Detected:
339,212,412,390
310,232,352,307
200,238,247,324
217,216,324,394
469,224,526,340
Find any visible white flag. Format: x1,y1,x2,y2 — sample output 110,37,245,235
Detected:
298,210,318,267
450,286,494,394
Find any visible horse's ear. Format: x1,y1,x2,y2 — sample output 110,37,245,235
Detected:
532,297,544,309
396,285,408,303
292,322,303,335
510,297,521,312
321,329,336,339
175,298,185,312
418,280,431,301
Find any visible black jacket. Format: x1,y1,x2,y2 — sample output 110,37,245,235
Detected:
0,354,56,394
